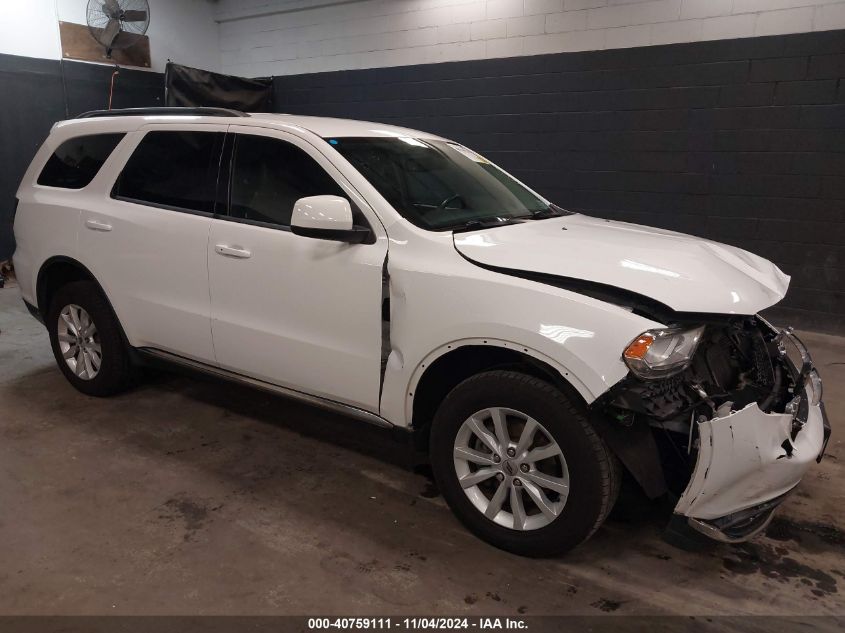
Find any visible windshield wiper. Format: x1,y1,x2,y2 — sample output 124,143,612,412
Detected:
449,217,525,233
527,204,573,219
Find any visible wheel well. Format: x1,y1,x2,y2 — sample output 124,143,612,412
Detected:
410,345,576,451
37,258,97,315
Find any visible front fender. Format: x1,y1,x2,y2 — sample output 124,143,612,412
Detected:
378,243,661,427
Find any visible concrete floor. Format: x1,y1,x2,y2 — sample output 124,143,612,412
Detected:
0,284,843,617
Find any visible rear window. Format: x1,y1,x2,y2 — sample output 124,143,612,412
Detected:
37,134,124,189
113,131,224,214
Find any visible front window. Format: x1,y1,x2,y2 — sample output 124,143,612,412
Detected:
325,137,570,231
230,134,353,228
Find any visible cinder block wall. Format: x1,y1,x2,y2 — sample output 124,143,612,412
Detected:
272,30,845,332
218,0,845,77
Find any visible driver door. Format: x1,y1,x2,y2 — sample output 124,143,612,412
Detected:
207,126,387,412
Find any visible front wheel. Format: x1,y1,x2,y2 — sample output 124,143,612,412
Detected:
430,370,620,557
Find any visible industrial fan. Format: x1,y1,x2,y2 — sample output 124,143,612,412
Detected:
86,0,150,57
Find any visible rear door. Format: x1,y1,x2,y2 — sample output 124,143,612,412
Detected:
78,124,225,363
207,126,387,411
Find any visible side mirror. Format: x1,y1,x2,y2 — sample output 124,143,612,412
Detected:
290,195,371,244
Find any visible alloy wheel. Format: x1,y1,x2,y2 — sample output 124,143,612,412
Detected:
453,407,569,531
57,304,102,380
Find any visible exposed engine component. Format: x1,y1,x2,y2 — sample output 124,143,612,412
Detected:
598,316,798,496
607,317,790,423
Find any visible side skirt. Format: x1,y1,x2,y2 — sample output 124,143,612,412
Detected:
136,348,394,429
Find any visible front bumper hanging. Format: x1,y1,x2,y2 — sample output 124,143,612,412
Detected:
673,328,830,543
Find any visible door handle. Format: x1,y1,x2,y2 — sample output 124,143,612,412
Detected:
85,219,112,232
215,244,252,259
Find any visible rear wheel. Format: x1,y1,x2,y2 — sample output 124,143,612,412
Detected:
47,281,133,396
430,370,619,557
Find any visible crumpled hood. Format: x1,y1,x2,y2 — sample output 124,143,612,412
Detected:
454,215,789,315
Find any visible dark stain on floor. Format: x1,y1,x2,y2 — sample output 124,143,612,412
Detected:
723,542,838,596
766,516,845,549
419,480,439,499
160,496,211,541
591,598,624,612
356,560,378,574
412,465,440,499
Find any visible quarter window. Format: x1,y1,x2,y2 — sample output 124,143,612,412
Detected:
229,135,350,227
37,134,124,189
114,131,224,214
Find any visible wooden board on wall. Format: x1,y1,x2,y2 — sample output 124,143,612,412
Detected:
59,21,151,68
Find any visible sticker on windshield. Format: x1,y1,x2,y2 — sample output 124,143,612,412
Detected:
447,143,490,164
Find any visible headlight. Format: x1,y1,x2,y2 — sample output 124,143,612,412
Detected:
623,326,705,379
805,370,823,406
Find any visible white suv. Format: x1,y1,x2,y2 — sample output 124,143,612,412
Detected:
13,107,829,556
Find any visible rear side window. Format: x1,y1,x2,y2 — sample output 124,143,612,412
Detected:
114,131,224,214
37,134,124,189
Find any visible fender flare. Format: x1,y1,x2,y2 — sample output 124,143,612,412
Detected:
36,255,132,349
404,336,595,427
37,255,97,313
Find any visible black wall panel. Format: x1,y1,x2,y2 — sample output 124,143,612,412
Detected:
62,62,164,116
274,30,845,333
0,54,163,262
0,55,65,262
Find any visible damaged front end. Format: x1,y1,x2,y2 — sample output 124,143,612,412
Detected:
594,316,831,544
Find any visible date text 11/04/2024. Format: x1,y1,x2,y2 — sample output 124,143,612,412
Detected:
307,618,528,630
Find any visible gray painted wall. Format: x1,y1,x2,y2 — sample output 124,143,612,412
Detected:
218,0,845,77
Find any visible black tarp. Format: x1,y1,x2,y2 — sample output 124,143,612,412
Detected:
165,62,272,112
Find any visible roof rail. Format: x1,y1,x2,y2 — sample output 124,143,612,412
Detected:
76,107,250,119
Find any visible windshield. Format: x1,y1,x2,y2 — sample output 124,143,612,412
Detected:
325,137,571,231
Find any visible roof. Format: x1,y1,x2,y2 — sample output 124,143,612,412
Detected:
60,109,445,141
245,113,445,140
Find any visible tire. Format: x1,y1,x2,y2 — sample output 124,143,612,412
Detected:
46,280,134,397
430,370,620,557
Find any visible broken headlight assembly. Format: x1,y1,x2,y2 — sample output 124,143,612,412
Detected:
776,326,823,407
805,369,823,406
622,326,705,380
